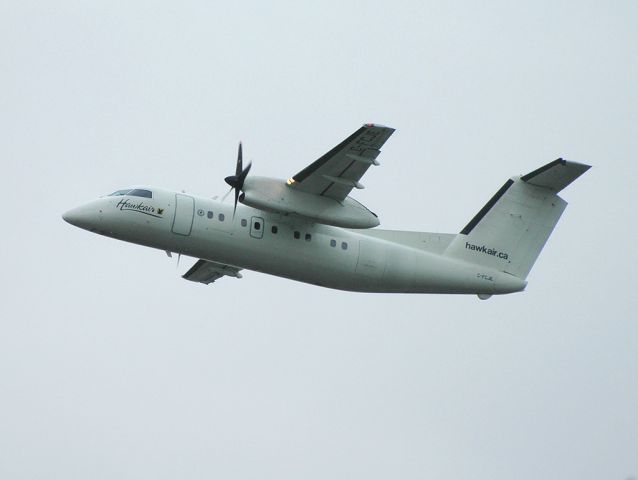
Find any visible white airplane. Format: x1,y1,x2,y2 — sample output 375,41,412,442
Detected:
63,124,590,299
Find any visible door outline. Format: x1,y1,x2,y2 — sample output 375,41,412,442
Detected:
172,194,195,236
356,239,387,279
250,216,264,239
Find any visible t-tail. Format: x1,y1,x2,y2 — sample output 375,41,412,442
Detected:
444,159,591,282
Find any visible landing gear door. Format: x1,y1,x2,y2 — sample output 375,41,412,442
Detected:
250,216,264,239
172,194,195,236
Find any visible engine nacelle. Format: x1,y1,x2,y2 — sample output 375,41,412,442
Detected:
240,176,380,228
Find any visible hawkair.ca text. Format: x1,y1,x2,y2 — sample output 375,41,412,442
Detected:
465,242,509,260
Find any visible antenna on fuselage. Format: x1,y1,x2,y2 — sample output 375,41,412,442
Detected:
165,250,181,270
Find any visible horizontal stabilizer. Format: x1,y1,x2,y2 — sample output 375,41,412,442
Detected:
521,158,591,193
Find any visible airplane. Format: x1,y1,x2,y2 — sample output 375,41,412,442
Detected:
62,123,590,299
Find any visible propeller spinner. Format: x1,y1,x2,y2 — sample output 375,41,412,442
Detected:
224,142,251,217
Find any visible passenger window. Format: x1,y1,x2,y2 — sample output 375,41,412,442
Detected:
207,211,214,219
341,242,348,250
254,221,261,231
271,226,278,234
305,233,311,241
330,239,336,247
219,213,225,221
294,231,300,239
241,219,247,227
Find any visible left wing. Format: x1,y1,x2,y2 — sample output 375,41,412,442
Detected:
182,259,243,285
289,123,395,202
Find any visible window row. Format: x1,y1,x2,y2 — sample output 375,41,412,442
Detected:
293,231,312,241
330,239,348,250
239,218,275,233
194,209,346,253
235,217,348,249
198,209,225,221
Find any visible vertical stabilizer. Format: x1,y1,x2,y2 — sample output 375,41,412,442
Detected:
444,159,590,279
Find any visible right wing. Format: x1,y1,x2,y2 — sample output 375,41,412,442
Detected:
288,123,395,202
182,259,243,285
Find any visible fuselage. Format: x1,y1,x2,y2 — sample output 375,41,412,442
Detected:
62,187,526,295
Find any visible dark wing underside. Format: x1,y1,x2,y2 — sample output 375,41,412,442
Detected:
182,259,243,285
289,124,395,202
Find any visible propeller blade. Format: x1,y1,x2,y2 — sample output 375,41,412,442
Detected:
221,186,233,202
233,187,240,218
225,143,251,218
238,161,251,183
236,142,243,176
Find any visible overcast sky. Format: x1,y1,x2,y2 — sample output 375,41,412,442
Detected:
1,1,637,479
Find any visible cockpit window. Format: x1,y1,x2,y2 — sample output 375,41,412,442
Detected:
128,189,153,198
108,189,153,198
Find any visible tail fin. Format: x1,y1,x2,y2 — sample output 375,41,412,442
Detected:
444,159,590,279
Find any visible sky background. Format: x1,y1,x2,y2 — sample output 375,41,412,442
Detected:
1,1,637,479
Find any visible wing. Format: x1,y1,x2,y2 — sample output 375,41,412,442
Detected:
289,123,395,202
182,259,243,285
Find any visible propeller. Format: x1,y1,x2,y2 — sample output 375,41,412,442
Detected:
224,142,251,217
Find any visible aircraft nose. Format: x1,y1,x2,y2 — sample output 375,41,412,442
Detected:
62,206,85,228
62,204,99,230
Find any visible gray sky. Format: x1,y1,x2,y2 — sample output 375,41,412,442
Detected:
1,1,637,479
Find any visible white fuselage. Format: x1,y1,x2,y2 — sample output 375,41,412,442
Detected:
63,187,526,295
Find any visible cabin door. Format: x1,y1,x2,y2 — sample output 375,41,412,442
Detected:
172,194,195,236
